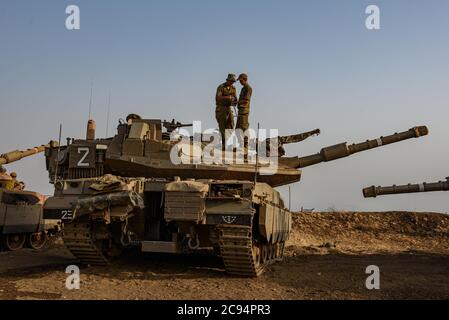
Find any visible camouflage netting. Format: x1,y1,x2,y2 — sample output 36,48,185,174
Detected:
165,180,209,193
89,174,127,193
73,191,144,218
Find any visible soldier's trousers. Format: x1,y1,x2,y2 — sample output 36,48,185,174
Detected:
215,106,234,148
236,112,249,151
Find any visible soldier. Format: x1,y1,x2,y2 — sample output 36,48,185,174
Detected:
236,73,252,152
215,74,238,148
0,166,12,189
4,172,23,191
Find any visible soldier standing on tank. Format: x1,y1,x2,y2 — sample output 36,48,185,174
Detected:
236,73,252,154
215,74,238,149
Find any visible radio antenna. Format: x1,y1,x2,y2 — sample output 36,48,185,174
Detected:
288,186,291,211
106,91,111,137
88,83,93,120
254,122,260,184
53,123,62,184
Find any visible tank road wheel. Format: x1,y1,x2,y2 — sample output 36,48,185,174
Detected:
1,234,26,251
26,232,48,251
268,244,276,261
252,242,262,268
274,243,281,261
277,241,285,260
260,243,268,264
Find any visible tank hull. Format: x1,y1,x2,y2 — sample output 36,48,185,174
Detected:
45,176,291,276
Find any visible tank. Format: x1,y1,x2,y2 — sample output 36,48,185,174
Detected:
42,116,428,276
0,144,60,251
363,177,449,198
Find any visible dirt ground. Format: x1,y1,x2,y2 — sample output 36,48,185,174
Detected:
0,211,448,300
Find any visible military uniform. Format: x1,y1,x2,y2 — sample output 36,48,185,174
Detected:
4,172,21,191
236,83,252,132
236,74,252,152
0,166,11,189
4,178,19,191
215,74,237,147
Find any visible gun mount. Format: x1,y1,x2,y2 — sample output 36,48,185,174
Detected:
163,119,193,133
363,177,449,198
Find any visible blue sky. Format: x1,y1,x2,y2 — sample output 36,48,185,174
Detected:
1,0,448,211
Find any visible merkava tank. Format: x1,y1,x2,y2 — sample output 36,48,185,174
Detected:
43,115,428,276
363,177,449,198
0,145,60,251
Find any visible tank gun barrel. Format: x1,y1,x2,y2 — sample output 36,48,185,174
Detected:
0,144,51,166
363,177,449,198
294,126,428,168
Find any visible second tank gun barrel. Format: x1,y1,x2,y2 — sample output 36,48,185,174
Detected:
363,177,449,198
0,142,58,166
292,126,428,168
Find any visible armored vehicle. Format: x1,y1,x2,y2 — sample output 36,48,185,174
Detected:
0,145,60,251
43,116,428,276
363,177,449,198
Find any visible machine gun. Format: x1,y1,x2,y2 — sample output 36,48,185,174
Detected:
162,119,193,133
363,177,449,198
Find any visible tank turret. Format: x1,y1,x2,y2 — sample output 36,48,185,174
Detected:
44,117,428,187
363,177,449,198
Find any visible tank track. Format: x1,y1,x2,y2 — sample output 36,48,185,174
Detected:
218,225,262,276
62,222,109,266
219,225,285,277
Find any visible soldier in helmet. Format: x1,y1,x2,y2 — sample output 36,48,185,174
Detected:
215,74,238,148
5,172,23,191
236,73,253,152
0,166,12,189
126,113,142,125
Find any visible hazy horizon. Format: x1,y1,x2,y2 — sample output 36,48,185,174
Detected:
1,0,448,212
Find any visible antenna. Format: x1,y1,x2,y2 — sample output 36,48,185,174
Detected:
288,186,291,211
254,122,260,184
106,91,111,137
53,123,62,184
88,83,93,120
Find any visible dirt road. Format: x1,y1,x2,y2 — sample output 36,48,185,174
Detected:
1,211,448,300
